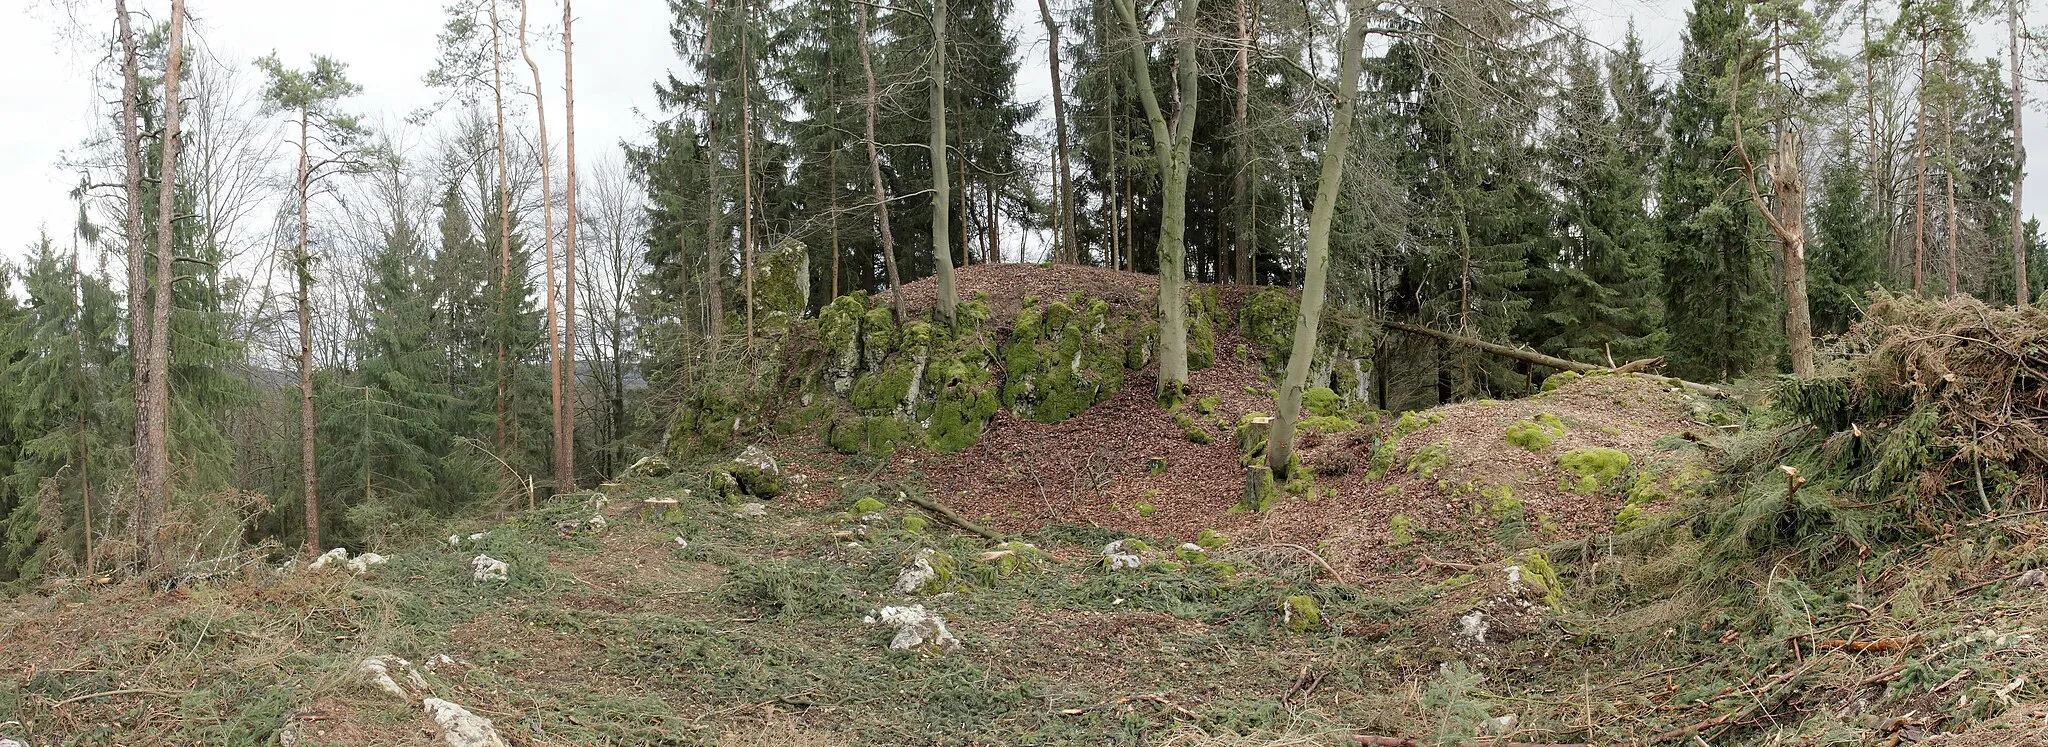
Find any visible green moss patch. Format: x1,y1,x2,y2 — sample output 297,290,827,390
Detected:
1504,413,1567,451
1557,447,1630,494
1003,294,1138,423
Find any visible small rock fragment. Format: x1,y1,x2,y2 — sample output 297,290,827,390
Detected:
873,604,963,653
472,554,509,583
0,739,23,747
1479,713,1520,737
353,655,429,701
1102,540,1142,571
307,547,350,571
735,445,780,476
424,653,462,671
2017,569,2047,588
1457,611,1489,643
893,549,940,595
585,515,608,532
735,502,768,518
423,698,510,747
625,455,672,478
674,536,689,548
346,553,389,576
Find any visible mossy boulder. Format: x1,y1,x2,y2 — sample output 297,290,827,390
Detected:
1002,294,1138,423
750,237,811,334
1186,287,1220,371
1504,413,1567,451
1238,287,1374,404
1557,447,1630,494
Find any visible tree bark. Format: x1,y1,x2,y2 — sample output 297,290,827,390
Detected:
1229,0,1259,284
859,3,907,321
1774,128,1814,376
1037,0,1079,264
741,0,758,349
704,0,726,357
1943,86,1960,297
931,0,960,324
295,109,320,557
1117,0,1202,398
520,0,564,495
560,0,580,491
113,0,154,569
490,0,514,453
2013,0,2030,306
1265,0,1367,476
140,0,186,572
1914,34,1928,294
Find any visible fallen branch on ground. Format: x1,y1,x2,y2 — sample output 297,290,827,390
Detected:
1381,320,1727,398
900,492,1004,541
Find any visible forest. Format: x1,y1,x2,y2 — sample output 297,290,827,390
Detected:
0,0,2040,588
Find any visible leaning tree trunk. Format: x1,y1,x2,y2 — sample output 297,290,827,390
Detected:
561,0,580,491
141,0,186,571
859,4,907,322
520,0,564,495
930,0,959,324
1264,0,1368,477
1117,0,1202,400
2013,0,2030,306
1037,0,1079,264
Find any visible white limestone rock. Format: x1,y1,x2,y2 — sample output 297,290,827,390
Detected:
307,547,350,571
893,549,940,595
871,604,962,653
472,554,509,583
346,553,390,576
353,655,429,702
423,698,509,747
1102,540,1143,571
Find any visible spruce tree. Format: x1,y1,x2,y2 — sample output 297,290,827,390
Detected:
1810,138,1883,336
1659,0,1775,381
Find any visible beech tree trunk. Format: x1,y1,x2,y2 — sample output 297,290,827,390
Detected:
859,4,907,321
1265,0,1367,476
931,0,959,323
1037,0,1079,264
560,0,580,491
519,0,564,495
1118,0,1202,399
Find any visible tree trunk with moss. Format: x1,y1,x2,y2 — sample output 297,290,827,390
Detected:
1265,0,1367,477
931,0,959,324
1117,0,1200,399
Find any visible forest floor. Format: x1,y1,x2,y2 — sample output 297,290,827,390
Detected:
5,267,2048,745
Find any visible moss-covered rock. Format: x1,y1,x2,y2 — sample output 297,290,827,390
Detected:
1002,294,1136,423
751,237,811,334
1281,595,1321,632
1557,447,1630,494
819,293,868,395
1187,287,1219,371
1303,386,1342,417
1504,413,1567,451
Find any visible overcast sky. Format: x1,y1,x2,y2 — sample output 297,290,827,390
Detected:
0,0,2035,268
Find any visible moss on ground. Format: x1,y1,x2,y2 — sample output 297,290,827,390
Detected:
1557,447,1630,494
1504,412,1567,451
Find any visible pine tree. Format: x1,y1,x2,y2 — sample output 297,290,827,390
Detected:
1659,0,1775,381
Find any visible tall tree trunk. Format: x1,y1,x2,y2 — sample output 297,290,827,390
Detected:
1265,0,1367,475
2014,0,2030,306
490,0,514,452
519,0,563,494
989,181,999,263
705,0,726,357
741,1,758,351
560,0,580,491
1775,128,1814,376
1914,34,1929,294
859,4,907,321
141,0,185,572
1944,83,1960,297
830,106,842,298
956,123,971,267
1037,0,1079,264
1229,0,1258,285
1863,0,1890,279
1118,0,1202,399
931,0,960,324
114,0,152,568
295,111,320,557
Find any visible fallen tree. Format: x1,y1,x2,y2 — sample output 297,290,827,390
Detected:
1380,319,1727,398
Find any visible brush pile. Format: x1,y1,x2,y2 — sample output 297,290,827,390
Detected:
1782,293,2047,516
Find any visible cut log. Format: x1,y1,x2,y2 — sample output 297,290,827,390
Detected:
900,492,1004,541
1380,320,1727,398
